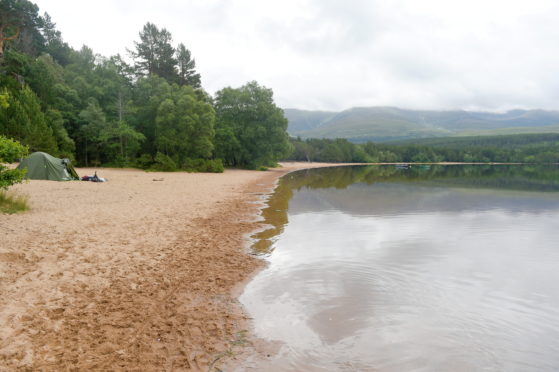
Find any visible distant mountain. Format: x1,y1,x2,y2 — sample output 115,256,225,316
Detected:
284,107,559,142
282,108,337,133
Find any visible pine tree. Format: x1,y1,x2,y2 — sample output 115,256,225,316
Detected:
176,43,201,88
0,0,44,58
0,85,58,154
130,22,178,82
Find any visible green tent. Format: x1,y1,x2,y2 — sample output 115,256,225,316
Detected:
17,152,79,181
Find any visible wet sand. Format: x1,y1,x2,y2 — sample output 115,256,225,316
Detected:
0,162,343,371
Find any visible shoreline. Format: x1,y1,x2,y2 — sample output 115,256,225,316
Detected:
205,162,360,370
0,162,347,371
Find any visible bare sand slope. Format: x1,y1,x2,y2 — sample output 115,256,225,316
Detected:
0,162,342,371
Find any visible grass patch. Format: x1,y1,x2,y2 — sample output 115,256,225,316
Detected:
0,190,29,214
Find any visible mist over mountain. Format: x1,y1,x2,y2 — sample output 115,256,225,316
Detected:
284,107,559,142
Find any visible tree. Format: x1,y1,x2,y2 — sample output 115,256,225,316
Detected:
97,120,145,165
0,85,58,154
78,100,107,166
0,0,44,58
40,12,72,65
26,53,64,107
176,43,201,88
0,0,22,58
131,22,177,82
92,55,134,122
44,109,74,158
0,135,27,190
130,75,173,157
109,54,135,89
214,81,293,168
155,85,215,164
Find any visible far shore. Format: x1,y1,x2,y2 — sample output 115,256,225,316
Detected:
0,161,350,371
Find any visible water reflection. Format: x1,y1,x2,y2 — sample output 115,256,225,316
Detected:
251,165,559,255
242,165,559,371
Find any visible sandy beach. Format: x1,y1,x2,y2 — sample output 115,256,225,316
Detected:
0,162,343,371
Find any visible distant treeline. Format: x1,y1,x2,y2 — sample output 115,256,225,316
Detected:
0,0,291,171
289,133,559,163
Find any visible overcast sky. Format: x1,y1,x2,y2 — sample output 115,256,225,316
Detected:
33,0,559,112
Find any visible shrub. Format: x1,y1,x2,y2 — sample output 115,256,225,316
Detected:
134,154,154,169
0,190,29,214
0,136,28,190
204,159,224,173
151,152,178,171
182,158,224,173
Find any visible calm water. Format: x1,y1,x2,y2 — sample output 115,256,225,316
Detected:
240,165,559,371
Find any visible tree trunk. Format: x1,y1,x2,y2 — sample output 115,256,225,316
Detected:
84,139,88,167
0,27,20,58
118,91,124,122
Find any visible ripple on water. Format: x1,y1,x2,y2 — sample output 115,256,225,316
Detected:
241,166,559,371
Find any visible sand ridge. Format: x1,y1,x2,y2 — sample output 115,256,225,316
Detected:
0,162,343,371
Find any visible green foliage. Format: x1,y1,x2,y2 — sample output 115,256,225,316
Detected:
41,12,72,65
0,88,10,109
45,109,75,158
182,158,224,173
130,75,173,157
131,22,178,82
288,133,559,164
287,138,373,163
0,135,28,162
78,100,106,165
26,53,64,106
130,22,204,89
392,133,559,149
0,8,295,171
280,165,559,196
133,76,215,163
152,152,177,171
214,81,292,169
0,83,58,154
0,135,28,190
176,43,201,88
98,120,145,166
0,190,29,214
134,153,154,169
154,85,215,163
0,0,45,58
382,133,559,163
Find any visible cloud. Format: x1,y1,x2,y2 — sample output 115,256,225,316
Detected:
33,0,559,111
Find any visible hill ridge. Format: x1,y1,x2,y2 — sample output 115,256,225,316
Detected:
284,107,559,142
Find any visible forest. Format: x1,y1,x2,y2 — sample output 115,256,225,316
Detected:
0,0,292,172
289,133,559,164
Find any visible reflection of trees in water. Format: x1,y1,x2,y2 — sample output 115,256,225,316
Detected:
286,165,559,192
412,165,559,192
250,178,294,254
251,165,559,254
